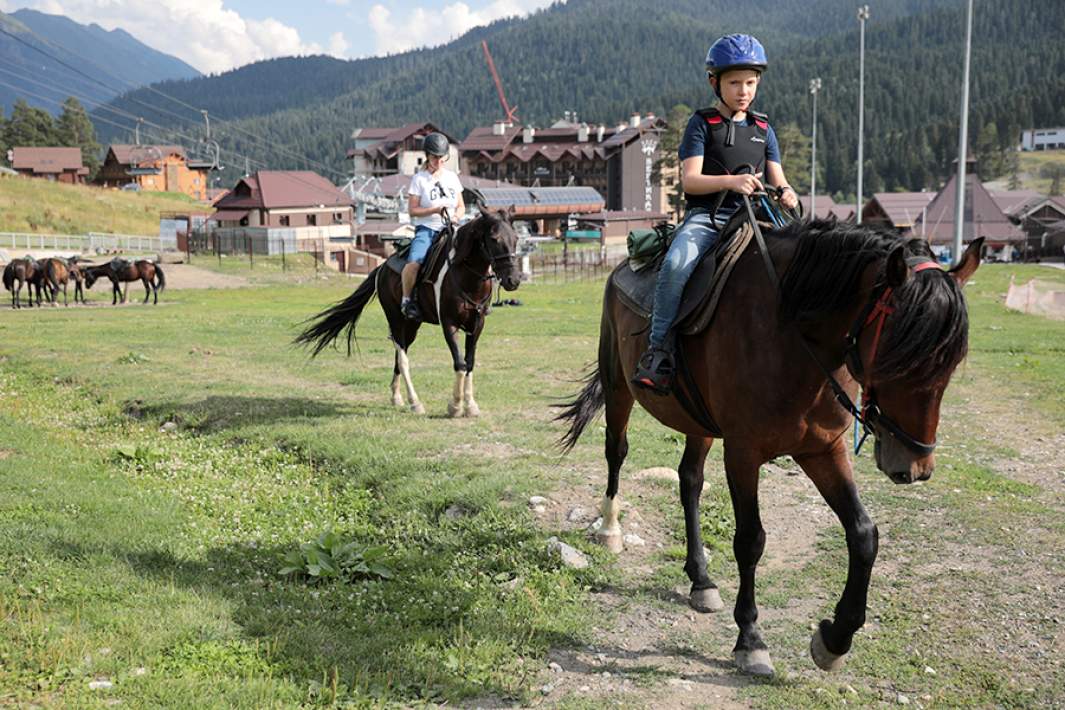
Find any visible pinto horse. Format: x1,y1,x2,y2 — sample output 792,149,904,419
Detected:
296,208,522,417
84,259,166,304
3,258,46,308
558,218,982,676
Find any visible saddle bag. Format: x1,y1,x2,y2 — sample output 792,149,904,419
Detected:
627,222,675,271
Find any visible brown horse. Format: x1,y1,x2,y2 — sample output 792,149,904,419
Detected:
295,208,522,416
558,218,982,676
3,258,46,309
39,258,75,306
84,259,166,304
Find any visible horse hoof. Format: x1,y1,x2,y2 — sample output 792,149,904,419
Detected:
464,403,480,418
411,402,426,415
689,587,724,613
447,402,463,418
391,396,404,407
809,627,847,672
595,529,624,553
734,648,775,676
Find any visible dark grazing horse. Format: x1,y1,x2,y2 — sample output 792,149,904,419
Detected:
558,218,982,676
39,257,77,306
296,208,522,416
84,259,166,304
3,257,46,309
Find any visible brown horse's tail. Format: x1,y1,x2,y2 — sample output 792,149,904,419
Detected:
294,266,380,357
555,366,605,453
154,264,166,292
2,263,13,291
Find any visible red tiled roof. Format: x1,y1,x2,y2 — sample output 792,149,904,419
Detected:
11,146,83,173
910,175,1024,244
108,144,186,164
988,189,1042,215
797,194,846,220
215,171,350,210
459,125,523,152
867,192,936,227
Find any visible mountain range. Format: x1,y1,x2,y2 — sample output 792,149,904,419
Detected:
0,9,200,116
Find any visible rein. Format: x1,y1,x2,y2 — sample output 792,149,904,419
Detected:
444,215,520,317
741,194,939,457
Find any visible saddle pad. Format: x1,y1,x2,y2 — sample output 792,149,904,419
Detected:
385,231,452,278
611,221,757,335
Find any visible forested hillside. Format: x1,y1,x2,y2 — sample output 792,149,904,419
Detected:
94,0,1064,198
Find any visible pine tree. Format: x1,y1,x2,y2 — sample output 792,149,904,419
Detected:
4,99,60,148
1041,163,1065,197
652,103,691,219
57,97,102,176
1007,151,1021,190
774,122,812,195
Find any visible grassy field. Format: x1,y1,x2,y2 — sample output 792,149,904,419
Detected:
1014,150,1065,195
0,263,1063,707
0,175,203,235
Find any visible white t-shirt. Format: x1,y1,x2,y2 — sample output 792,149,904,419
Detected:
409,169,463,230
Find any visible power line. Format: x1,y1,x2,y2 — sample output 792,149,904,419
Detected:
0,24,348,179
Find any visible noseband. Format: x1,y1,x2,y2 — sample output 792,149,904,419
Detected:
842,259,942,457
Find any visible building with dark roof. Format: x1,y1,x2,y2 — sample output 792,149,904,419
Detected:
96,144,212,199
9,146,87,184
348,123,459,177
861,192,936,231
460,114,668,213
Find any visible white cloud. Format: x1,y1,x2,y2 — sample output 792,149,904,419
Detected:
326,31,349,57
367,0,558,56
3,0,343,73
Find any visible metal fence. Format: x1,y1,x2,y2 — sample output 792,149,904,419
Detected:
527,248,626,283
0,231,164,253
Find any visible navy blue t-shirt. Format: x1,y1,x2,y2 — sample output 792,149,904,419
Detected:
678,112,781,212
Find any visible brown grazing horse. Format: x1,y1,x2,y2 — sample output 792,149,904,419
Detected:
40,258,77,306
558,218,982,676
3,258,46,308
296,208,522,416
84,259,166,304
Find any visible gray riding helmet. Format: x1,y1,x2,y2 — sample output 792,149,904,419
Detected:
423,132,450,157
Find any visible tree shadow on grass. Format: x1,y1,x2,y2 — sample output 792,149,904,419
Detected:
123,395,356,433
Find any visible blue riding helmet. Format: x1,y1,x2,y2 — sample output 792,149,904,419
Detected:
705,34,768,75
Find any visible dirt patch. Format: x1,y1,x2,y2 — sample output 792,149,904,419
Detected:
0,449,12,460
155,264,248,290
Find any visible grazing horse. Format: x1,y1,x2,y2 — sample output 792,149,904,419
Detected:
3,258,45,309
65,258,87,305
40,258,75,306
84,259,166,304
296,208,522,416
558,218,982,676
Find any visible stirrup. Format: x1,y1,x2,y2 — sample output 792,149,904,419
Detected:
401,299,422,321
631,346,674,395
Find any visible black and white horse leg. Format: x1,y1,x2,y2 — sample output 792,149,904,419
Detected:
392,322,425,414
441,322,466,417
724,445,774,675
390,350,405,407
596,338,634,553
795,441,878,672
460,325,483,417
680,435,724,613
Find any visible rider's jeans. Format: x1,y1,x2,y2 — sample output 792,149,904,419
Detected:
649,207,733,348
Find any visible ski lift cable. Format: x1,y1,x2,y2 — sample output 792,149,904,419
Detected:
0,26,347,179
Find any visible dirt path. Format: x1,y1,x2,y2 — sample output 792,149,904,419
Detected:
157,264,249,289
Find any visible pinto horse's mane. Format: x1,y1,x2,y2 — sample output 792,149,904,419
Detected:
776,218,969,383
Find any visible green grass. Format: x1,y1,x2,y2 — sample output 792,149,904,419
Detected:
1,264,1064,707
1016,150,1065,194
0,175,202,235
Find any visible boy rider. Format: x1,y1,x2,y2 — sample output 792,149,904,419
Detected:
632,33,798,394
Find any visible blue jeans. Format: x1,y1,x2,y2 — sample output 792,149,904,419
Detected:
649,208,733,347
408,225,440,264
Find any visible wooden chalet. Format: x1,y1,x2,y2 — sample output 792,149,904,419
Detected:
9,147,87,184
96,144,212,200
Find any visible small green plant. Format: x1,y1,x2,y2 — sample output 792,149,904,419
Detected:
117,351,150,365
280,530,394,582
112,442,161,466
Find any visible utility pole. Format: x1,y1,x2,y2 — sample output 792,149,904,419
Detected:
952,0,974,265
856,5,870,224
810,78,822,219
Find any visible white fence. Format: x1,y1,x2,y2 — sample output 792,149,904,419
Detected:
0,232,165,253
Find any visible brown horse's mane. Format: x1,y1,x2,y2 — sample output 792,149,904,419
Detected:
776,218,969,383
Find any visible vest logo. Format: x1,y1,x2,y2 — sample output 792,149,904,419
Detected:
750,136,765,144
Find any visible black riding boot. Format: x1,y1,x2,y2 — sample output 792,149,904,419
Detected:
402,298,422,321
632,344,675,395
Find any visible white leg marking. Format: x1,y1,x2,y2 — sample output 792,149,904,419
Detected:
596,495,624,552
390,372,404,406
463,371,480,417
448,370,465,417
393,342,424,414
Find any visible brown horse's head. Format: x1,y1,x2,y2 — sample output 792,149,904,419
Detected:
854,238,982,483
457,206,522,291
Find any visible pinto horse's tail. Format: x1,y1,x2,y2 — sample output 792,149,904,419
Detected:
555,365,605,453
294,266,380,358
154,265,166,292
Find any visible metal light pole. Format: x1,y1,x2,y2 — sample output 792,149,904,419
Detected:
810,78,822,219
952,0,974,264
856,5,869,224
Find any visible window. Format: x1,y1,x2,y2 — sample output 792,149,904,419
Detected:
308,214,317,226
333,212,344,224
280,215,290,226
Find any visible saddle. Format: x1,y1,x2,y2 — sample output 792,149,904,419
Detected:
384,229,454,324
611,211,762,335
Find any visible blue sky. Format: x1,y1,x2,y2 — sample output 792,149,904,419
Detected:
0,0,558,73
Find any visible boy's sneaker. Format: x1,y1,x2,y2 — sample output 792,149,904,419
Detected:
401,299,422,321
631,346,674,395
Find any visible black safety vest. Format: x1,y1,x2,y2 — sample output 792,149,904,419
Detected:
684,107,770,211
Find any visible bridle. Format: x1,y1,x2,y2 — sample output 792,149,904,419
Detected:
742,194,942,458
443,211,521,315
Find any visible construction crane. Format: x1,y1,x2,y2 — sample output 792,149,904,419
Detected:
481,40,518,124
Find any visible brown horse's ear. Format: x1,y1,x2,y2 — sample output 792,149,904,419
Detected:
949,237,983,287
505,204,516,220
885,244,909,288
